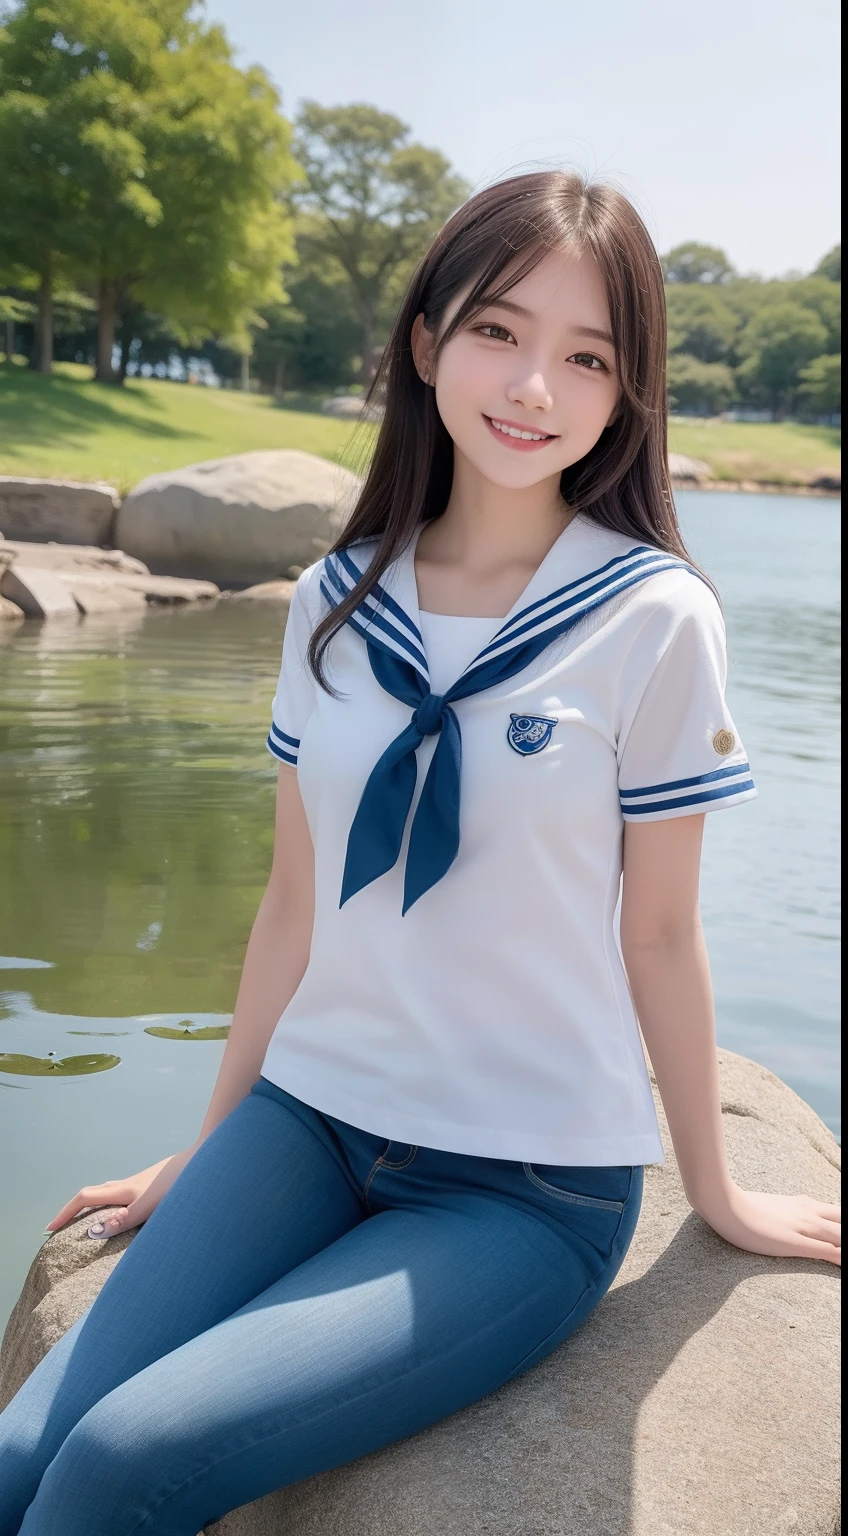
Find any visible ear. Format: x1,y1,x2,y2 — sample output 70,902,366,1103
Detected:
410,312,436,386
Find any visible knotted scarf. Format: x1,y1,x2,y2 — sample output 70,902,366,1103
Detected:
321,542,693,913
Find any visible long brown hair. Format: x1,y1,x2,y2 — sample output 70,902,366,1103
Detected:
309,168,694,687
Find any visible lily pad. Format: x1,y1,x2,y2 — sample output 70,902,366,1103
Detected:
144,1024,231,1041
0,1052,121,1077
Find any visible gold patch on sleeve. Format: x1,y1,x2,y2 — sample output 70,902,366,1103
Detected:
712,729,736,756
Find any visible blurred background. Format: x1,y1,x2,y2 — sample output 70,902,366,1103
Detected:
0,0,840,1331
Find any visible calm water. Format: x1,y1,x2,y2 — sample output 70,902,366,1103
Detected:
0,491,841,1332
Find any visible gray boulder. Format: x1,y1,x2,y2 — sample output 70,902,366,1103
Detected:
668,453,712,484
321,395,384,422
0,565,79,619
0,539,149,577
0,477,120,546
0,1051,840,1536
115,450,362,587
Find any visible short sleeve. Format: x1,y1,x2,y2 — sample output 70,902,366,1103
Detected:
265,570,319,768
616,576,757,821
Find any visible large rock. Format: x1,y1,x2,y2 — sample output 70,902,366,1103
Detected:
321,395,384,422
668,453,712,483
0,540,149,576
115,450,362,587
0,1052,839,1536
0,477,120,546
0,565,79,619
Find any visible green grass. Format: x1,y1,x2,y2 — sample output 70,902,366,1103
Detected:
669,417,840,485
0,361,374,496
0,360,840,494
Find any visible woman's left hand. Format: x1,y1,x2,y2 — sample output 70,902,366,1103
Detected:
701,1186,841,1264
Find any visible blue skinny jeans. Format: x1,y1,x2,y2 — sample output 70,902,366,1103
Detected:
0,1075,643,1535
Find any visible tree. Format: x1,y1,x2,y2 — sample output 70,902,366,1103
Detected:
251,262,362,394
0,6,92,370
814,245,841,283
667,355,737,415
736,302,828,416
665,286,737,363
292,102,469,383
661,242,735,285
0,0,299,383
796,354,841,417
782,276,841,355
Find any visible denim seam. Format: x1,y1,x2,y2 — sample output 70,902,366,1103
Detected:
363,1145,419,1210
378,1146,419,1171
120,1228,626,1536
521,1162,625,1212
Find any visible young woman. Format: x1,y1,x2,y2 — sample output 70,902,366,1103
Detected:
0,170,840,1536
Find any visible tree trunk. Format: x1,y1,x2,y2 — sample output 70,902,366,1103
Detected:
117,300,137,382
240,352,250,392
4,320,13,362
360,309,374,387
30,263,54,374
95,280,121,384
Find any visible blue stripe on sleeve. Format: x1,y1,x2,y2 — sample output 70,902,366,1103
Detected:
621,777,756,815
269,722,300,749
266,733,297,766
619,761,752,799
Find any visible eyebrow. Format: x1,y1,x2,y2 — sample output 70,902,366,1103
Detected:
481,298,615,347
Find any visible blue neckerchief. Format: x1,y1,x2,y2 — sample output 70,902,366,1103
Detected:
321,529,697,913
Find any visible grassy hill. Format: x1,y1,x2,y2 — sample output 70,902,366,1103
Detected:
0,360,840,496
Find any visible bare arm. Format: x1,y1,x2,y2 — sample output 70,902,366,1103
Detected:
193,763,314,1145
620,815,840,1265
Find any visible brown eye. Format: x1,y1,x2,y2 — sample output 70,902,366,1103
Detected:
478,323,513,343
571,352,606,371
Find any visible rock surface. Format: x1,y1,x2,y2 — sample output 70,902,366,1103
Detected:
224,578,297,603
0,565,79,619
0,1051,840,1536
321,395,384,422
668,452,712,483
0,594,24,622
0,539,149,576
0,477,120,546
115,450,362,587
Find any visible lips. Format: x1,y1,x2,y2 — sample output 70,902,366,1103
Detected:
482,415,559,452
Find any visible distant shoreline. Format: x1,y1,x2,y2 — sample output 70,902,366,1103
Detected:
670,479,840,497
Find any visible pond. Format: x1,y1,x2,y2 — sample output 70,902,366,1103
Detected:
0,490,841,1333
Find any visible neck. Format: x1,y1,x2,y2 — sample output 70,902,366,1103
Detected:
421,450,576,577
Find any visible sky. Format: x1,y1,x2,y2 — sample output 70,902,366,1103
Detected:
203,0,841,279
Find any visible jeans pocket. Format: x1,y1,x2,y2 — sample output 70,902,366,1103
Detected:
522,1163,628,1212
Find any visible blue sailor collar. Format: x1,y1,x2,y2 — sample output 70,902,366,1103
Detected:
320,515,698,914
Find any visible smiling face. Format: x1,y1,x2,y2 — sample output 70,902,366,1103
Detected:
411,246,621,493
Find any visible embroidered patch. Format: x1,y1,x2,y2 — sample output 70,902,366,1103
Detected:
712,729,736,756
507,713,558,756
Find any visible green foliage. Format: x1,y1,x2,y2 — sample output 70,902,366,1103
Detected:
661,242,736,284
736,302,829,415
291,102,470,381
0,0,300,377
797,354,841,416
665,287,737,363
814,245,841,282
667,354,737,414
250,260,362,393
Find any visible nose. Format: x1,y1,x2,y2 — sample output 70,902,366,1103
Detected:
505,365,554,414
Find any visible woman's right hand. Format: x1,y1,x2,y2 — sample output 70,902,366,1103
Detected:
44,1141,203,1240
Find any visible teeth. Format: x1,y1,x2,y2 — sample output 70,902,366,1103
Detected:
490,419,550,441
